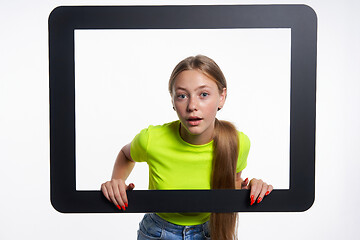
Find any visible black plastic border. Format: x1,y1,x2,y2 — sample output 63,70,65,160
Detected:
49,5,317,213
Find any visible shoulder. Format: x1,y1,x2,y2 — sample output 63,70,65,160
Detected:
130,121,179,160
136,120,180,140
237,131,250,141
237,131,250,149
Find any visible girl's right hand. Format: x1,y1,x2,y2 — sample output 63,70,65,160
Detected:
101,179,135,210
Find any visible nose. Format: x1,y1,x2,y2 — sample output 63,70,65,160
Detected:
187,96,198,112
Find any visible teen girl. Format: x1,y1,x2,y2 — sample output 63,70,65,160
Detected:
101,55,273,240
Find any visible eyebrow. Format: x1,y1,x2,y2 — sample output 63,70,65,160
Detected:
175,85,210,91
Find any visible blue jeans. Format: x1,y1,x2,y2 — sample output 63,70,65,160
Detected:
137,213,211,240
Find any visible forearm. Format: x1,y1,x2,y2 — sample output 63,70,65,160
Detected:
235,171,243,189
235,178,243,189
111,148,135,181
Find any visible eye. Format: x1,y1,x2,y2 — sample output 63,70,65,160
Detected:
200,92,209,97
177,94,187,99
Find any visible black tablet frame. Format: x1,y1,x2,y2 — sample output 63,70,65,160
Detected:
49,5,317,213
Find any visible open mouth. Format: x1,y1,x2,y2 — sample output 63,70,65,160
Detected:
187,117,203,126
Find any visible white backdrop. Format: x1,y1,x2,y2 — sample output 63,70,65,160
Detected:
75,29,290,190
1,0,360,239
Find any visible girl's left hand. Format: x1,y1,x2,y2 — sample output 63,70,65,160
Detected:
241,178,273,205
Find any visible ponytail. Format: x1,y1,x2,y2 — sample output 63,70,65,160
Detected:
210,118,239,240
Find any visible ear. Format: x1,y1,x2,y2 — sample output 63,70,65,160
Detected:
219,87,227,108
171,95,176,111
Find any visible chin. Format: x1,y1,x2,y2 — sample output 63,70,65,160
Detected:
186,126,204,136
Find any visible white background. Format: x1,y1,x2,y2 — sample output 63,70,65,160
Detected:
75,29,290,190
1,0,359,239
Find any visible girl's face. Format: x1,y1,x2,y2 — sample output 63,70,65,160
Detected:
171,69,226,145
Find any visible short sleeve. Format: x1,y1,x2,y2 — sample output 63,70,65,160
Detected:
236,132,250,173
130,127,150,162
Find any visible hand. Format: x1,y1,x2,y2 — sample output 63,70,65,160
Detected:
101,179,135,210
241,178,273,205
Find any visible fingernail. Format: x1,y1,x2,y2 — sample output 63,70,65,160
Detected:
125,202,128,208
245,178,248,182
257,197,262,203
250,199,255,205
265,191,270,196
251,195,254,200
116,205,121,210
121,205,125,210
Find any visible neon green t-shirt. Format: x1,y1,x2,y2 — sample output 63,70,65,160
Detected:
130,120,250,225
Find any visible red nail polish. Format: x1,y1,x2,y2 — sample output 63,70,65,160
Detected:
250,199,255,205
251,195,254,200
257,197,262,203
245,178,248,182
265,191,270,196
116,205,121,210
121,205,125,210
125,202,128,208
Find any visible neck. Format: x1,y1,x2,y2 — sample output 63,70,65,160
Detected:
179,123,214,145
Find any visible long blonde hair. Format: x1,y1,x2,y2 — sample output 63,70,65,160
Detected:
169,55,239,240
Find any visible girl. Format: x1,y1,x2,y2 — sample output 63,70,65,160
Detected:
101,55,273,240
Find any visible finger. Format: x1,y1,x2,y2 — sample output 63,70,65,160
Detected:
112,183,125,210
106,182,119,206
249,179,258,205
123,183,135,207
118,184,128,209
256,182,269,204
241,178,249,189
101,183,110,201
126,183,135,190
265,184,274,196
250,179,263,205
